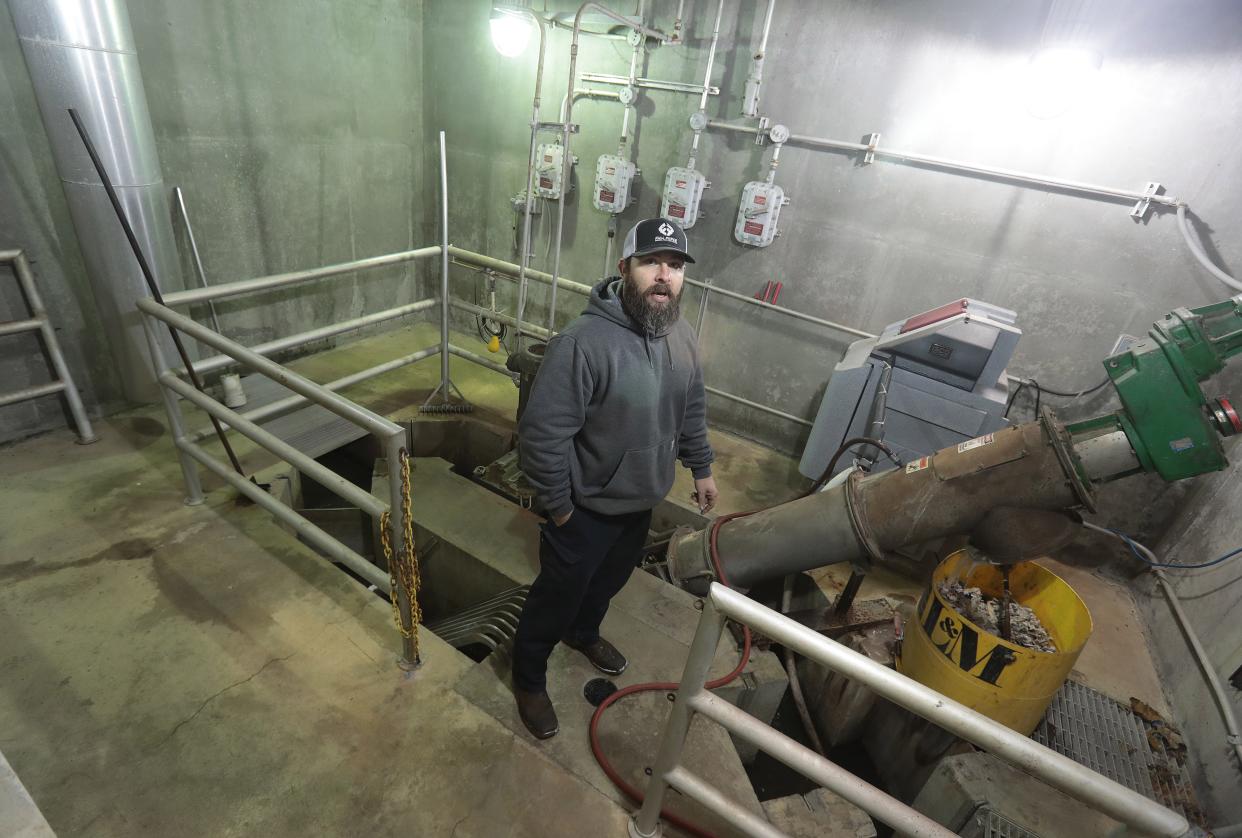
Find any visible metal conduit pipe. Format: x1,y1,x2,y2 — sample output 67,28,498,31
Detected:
187,345,441,443
707,119,1183,208
175,298,438,377
176,437,389,592
161,245,441,307
161,373,386,518
512,8,548,354
11,0,184,402
686,0,726,170
741,0,777,118
548,3,666,336
137,298,401,439
616,0,643,156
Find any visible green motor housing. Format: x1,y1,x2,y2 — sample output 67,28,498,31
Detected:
1078,296,1242,482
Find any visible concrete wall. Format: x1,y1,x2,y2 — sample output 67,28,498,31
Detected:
1137,436,1242,824
423,0,1242,538
0,0,428,443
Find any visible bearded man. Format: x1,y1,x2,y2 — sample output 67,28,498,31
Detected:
511,217,719,739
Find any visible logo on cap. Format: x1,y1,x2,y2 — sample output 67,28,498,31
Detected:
658,222,674,237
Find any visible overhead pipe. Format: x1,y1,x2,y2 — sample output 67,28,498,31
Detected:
10,0,185,402
741,0,776,118
706,120,1183,210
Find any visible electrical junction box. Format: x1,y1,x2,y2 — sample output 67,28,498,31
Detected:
535,143,572,200
660,166,707,228
734,181,786,247
592,154,636,214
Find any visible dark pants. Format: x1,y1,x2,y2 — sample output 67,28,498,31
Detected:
511,505,652,692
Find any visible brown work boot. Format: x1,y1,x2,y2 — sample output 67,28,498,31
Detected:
565,636,628,676
514,688,559,739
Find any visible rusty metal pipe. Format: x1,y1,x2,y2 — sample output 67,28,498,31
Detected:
671,418,1091,591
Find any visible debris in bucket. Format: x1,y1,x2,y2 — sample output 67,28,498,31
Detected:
937,579,1058,653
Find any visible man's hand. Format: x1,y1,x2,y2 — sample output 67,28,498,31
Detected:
552,509,573,527
691,476,719,514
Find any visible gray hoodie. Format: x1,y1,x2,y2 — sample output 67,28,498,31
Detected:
519,277,714,518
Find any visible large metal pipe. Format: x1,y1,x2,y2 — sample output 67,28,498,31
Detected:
10,0,184,401
672,418,1091,590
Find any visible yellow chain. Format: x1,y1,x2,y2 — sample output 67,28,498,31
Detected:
379,448,421,658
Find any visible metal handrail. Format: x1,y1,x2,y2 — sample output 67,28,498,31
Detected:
138,296,419,664
0,249,97,443
632,582,1191,838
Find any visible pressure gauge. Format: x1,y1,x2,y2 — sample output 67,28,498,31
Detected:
618,86,637,106
688,111,708,132
768,123,790,144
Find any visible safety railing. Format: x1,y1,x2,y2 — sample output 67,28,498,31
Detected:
632,582,1191,838
0,249,97,444
136,293,429,665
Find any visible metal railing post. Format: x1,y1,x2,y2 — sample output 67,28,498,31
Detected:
385,431,420,669
140,314,204,505
631,602,727,838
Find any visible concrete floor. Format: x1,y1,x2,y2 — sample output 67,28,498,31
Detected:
0,321,1178,835
0,323,809,837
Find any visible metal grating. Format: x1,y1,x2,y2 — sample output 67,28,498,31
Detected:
1032,679,1205,829
238,374,368,459
971,806,1039,838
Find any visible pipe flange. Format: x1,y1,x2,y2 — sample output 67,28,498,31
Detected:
843,469,882,570
1040,406,1097,513
1213,396,1242,435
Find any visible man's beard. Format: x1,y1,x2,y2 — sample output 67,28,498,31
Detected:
620,273,682,334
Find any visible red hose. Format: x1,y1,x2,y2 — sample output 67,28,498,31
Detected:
587,509,756,838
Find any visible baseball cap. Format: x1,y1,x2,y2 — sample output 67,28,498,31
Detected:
621,218,696,264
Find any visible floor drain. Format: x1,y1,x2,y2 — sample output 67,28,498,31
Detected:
584,678,618,707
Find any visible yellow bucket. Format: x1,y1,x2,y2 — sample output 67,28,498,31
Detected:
897,550,1093,735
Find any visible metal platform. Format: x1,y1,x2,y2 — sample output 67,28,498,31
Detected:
1032,679,1205,829
239,373,368,459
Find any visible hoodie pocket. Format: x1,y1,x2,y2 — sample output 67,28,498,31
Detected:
599,438,677,502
